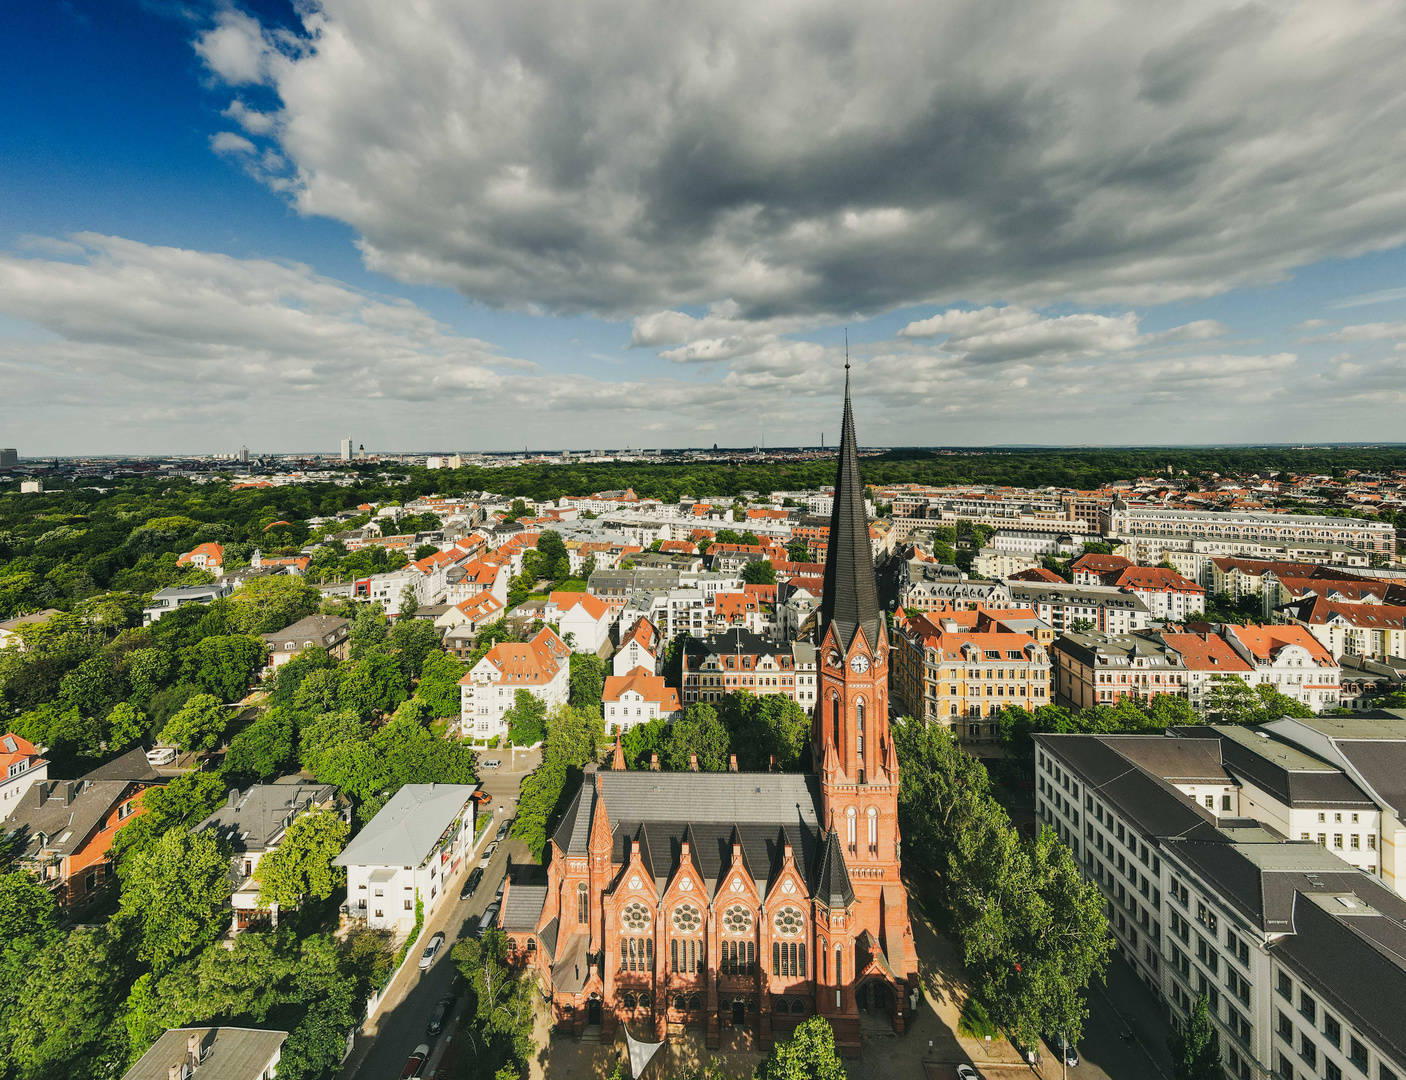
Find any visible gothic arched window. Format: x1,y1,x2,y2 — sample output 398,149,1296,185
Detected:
577,882,588,924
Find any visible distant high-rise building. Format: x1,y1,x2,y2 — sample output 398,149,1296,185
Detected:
240,446,250,464
340,437,352,462
0,449,16,468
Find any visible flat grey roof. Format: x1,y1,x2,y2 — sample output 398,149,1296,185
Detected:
121,1027,288,1080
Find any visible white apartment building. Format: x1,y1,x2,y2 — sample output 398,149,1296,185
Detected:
458,627,571,740
1106,506,1395,561
1008,582,1150,635
1035,729,1406,1080
0,733,48,824
334,783,478,934
972,548,1040,579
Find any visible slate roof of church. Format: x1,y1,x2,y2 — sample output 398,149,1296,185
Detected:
818,367,883,653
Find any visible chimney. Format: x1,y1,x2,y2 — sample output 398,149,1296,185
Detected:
689,754,699,772
36,783,48,807
187,1032,201,1068
649,752,660,771
728,754,738,772
768,754,776,773
227,788,239,809
63,780,80,806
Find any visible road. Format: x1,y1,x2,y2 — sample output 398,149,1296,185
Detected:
342,748,541,1080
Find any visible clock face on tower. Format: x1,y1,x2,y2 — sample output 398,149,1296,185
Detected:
850,654,870,674
827,649,843,669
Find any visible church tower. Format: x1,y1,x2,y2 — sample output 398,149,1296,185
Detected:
812,364,915,1041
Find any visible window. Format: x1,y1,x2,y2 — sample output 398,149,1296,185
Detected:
1300,992,1316,1025
1278,971,1293,1000
1324,1014,1341,1050
1349,1037,1368,1072
404,899,412,910
578,883,588,924
1301,1033,1317,1068
1279,1012,1294,1043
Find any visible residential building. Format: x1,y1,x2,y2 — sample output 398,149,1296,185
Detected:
0,608,61,650
121,1027,288,1080
0,732,48,823
681,629,818,710
458,627,571,739
890,614,1050,743
435,592,506,647
177,542,225,571
259,615,350,668
334,783,478,934
1225,624,1341,712
1051,631,1191,711
1034,728,1406,1080
1104,566,1206,621
142,583,234,625
1008,581,1150,634
989,528,1094,556
971,547,1040,579
5,747,162,907
194,777,342,931
613,616,661,677
499,378,917,1053
1106,505,1395,560
1070,553,1134,584
547,591,613,654
602,668,682,732
589,567,683,614
445,557,510,606
1274,596,1406,662
898,561,1013,612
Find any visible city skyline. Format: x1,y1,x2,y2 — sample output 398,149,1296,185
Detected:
4,0,1406,454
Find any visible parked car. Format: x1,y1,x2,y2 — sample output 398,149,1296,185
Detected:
418,932,446,971
145,747,177,766
400,1044,430,1078
494,821,510,842
475,902,500,937
956,1067,981,1080
470,790,493,808
477,841,498,869
426,993,457,1037
460,867,484,900
483,759,502,769
1044,1033,1079,1067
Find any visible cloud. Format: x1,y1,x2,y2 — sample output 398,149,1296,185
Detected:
222,99,277,135
210,131,257,156
192,0,1406,323
1331,286,1406,309
1315,321,1406,342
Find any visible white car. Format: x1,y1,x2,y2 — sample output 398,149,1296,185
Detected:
956,1067,981,1080
145,747,177,766
418,931,446,971
483,759,502,769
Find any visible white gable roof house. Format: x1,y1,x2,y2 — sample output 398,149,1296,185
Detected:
333,783,478,936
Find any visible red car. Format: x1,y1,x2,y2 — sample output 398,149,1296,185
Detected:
400,1044,430,1078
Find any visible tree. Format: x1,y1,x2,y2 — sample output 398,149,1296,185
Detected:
224,706,298,779
786,540,810,564
180,633,266,701
1169,994,1222,1080
719,691,808,771
399,583,420,617
124,646,174,704
415,650,467,717
414,543,439,560
270,646,335,707
756,1014,847,1080
58,655,124,715
118,826,233,971
450,929,536,1080
104,700,149,750
160,693,230,752
513,704,602,857
293,667,344,713
256,808,350,909
226,575,320,635
568,652,606,711
112,768,228,872
389,616,440,679
741,560,777,585
663,703,731,771
504,690,548,746
620,716,669,768
339,653,409,717
350,603,388,650
739,530,761,546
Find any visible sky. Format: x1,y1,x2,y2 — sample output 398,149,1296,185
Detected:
4,0,1406,455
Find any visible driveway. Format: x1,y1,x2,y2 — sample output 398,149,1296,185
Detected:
340,752,539,1080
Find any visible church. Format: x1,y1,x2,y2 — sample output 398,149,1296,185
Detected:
498,373,919,1054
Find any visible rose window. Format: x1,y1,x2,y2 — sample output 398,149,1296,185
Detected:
722,906,753,935
621,902,651,931
671,903,702,933
773,906,805,937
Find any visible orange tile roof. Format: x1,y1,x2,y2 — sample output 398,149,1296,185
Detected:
1231,623,1337,667
550,591,611,621
1286,596,1406,630
1070,554,1133,575
1112,566,1205,594
461,627,569,686
177,541,224,566
455,592,505,619
621,616,660,652
602,667,681,713
1009,567,1065,582
0,732,43,774
1158,632,1253,672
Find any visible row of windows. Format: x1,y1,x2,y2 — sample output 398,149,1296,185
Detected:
1276,970,1392,1080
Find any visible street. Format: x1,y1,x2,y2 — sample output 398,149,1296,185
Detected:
341,748,541,1080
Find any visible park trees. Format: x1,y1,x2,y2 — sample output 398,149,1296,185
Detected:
179,634,266,701
225,575,320,635
224,705,299,780
415,650,468,717
663,702,731,771
755,1014,847,1080
450,929,536,1080
512,704,602,857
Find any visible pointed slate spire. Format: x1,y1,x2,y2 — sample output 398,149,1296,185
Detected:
814,826,856,908
819,360,883,652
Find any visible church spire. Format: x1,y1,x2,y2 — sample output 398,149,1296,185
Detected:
818,352,883,652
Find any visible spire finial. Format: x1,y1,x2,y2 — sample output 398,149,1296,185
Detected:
844,328,851,395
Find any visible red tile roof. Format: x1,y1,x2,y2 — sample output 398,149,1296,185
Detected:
602,667,681,713
1111,566,1205,594
550,590,611,621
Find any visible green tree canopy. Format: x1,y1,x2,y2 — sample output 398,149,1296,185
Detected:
741,560,777,585
389,617,440,679
415,650,467,717
756,1014,847,1080
159,693,230,753
568,652,606,711
256,807,350,909
338,653,409,717
118,826,233,971
225,575,321,635
504,690,548,746
663,702,731,771
179,634,266,701
223,705,299,780
270,646,335,707
1170,993,1222,1080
